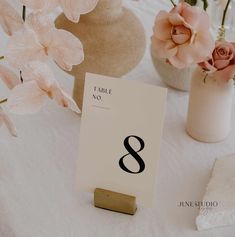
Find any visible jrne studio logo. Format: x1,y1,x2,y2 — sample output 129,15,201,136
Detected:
178,201,219,208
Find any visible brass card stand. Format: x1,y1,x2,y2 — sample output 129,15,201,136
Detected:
94,188,137,215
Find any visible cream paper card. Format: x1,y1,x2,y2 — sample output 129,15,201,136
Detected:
78,73,167,206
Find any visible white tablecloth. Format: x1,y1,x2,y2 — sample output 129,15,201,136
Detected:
1,1,235,236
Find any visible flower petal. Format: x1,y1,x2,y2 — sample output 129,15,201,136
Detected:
214,59,230,70
59,0,98,23
26,12,55,38
20,0,59,12
52,85,80,113
0,0,23,36
21,61,55,92
7,81,46,114
3,116,17,137
20,0,47,10
215,65,235,82
177,31,214,66
6,28,46,69
181,4,210,32
0,107,17,137
153,11,172,41
152,36,178,59
48,29,84,71
0,65,20,89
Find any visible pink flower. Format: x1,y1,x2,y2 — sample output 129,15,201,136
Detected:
20,0,99,23
6,13,84,71
7,61,81,114
0,0,23,36
151,2,214,69
0,107,17,137
199,41,235,81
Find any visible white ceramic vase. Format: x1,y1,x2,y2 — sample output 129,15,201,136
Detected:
151,45,194,91
186,68,234,143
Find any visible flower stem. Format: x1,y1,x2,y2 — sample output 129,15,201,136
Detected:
170,0,176,7
0,99,7,105
222,0,231,27
0,56,4,60
22,5,26,22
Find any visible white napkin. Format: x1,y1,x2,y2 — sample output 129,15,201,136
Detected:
196,154,235,231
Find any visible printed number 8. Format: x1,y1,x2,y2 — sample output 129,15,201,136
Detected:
119,135,145,174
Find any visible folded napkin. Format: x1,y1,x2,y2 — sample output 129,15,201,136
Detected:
196,154,235,231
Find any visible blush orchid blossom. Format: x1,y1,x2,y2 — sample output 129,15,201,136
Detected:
7,61,80,114
0,1,98,136
20,0,99,23
6,13,84,71
151,2,214,69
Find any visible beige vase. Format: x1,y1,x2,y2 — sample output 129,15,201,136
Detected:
186,67,234,143
151,45,193,91
55,0,146,109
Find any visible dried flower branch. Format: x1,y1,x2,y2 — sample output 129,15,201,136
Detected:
0,0,99,136
0,99,7,105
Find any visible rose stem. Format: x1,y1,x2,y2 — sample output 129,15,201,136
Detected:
222,0,231,27
170,0,176,7
0,56,4,60
0,99,7,105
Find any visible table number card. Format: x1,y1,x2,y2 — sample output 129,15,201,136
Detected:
78,73,167,206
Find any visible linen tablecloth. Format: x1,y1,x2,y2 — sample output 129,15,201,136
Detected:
1,0,235,236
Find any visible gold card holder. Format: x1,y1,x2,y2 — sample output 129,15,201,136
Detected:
94,188,137,215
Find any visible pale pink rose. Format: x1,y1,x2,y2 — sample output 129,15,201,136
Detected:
20,0,99,23
7,61,81,114
0,107,17,137
199,41,235,81
0,65,20,89
0,0,23,35
151,2,214,69
6,13,84,71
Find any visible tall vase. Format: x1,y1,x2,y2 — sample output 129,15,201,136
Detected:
55,0,146,109
186,68,234,143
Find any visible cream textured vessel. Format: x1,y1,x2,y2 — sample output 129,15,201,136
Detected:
186,68,234,143
151,45,193,91
55,0,146,109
